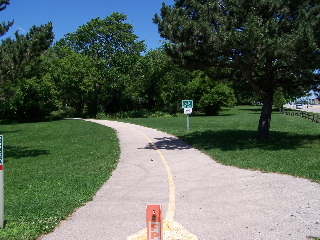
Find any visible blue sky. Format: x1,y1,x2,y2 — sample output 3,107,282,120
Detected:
0,0,174,51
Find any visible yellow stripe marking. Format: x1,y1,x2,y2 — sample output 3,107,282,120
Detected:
126,127,199,240
136,130,175,220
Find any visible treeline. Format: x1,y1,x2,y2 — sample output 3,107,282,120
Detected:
0,13,239,122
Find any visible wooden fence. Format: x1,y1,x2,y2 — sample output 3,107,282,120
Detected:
281,109,320,123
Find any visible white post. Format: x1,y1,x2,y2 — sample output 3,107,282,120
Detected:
0,169,3,229
187,114,190,132
0,135,3,229
183,108,192,132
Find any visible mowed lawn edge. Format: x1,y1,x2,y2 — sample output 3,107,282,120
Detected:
1,106,319,239
0,120,120,240
119,105,320,183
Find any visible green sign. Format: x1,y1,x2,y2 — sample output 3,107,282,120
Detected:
0,136,2,165
182,100,193,108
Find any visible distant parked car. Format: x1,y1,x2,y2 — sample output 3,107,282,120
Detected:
296,104,303,109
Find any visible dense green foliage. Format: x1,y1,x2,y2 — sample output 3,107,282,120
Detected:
273,87,287,111
154,0,320,139
187,71,237,115
138,50,194,114
0,22,54,120
42,46,101,117
1,3,317,123
0,12,237,121
59,13,146,115
121,105,320,183
0,120,119,239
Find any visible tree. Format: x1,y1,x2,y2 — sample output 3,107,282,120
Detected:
273,87,286,111
187,71,237,115
0,22,54,120
64,13,145,61
154,0,320,140
59,13,146,114
45,46,99,117
138,49,193,113
0,0,13,37
0,22,54,81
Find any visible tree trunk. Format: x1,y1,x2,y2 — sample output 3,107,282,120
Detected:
257,94,273,140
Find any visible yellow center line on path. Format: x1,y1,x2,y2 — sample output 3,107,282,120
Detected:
136,129,176,220
126,127,199,240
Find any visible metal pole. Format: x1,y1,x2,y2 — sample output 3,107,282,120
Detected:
0,135,3,229
187,114,190,132
0,169,3,229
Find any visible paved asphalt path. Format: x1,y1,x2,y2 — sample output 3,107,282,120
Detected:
284,104,320,113
40,119,320,240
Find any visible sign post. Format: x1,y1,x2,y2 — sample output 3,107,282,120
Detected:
0,135,3,229
146,205,163,240
182,100,193,109
182,100,193,131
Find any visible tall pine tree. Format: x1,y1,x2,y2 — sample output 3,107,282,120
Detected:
0,0,13,37
0,22,54,120
154,0,320,140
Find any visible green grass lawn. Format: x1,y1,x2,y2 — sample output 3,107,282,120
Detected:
0,120,119,240
0,106,319,239
120,106,320,183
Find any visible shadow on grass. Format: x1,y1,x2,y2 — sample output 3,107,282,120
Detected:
193,113,235,117
179,130,318,151
0,130,22,134
4,145,50,162
237,108,263,114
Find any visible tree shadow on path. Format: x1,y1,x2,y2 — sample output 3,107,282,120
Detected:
140,136,193,150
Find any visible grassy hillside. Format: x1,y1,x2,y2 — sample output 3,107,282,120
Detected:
0,106,319,239
0,120,119,240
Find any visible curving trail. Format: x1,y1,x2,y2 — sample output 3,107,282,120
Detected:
40,119,320,240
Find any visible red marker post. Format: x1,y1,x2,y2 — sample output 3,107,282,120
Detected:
0,135,3,228
146,205,163,240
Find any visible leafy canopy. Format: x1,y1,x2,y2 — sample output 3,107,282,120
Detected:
0,22,54,120
154,0,320,139
54,13,147,115
63,12,146,61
